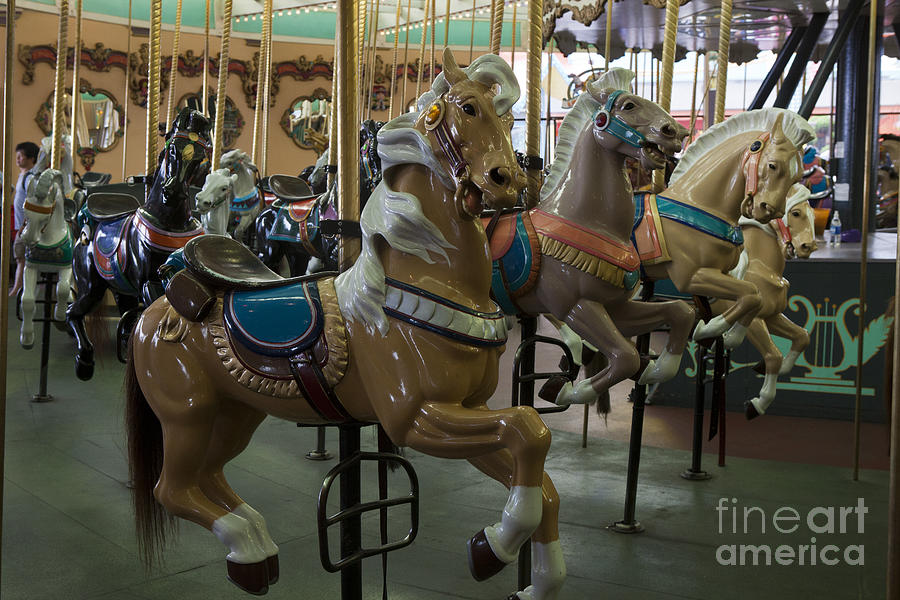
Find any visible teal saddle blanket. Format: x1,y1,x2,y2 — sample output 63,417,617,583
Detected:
223,279,325,357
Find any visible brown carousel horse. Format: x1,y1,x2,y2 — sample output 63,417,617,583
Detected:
126,51,566,600
487,68,696,406
708,183,818,419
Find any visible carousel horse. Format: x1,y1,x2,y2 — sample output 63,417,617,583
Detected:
549,108,815,407
17,169,74,348
194,149,263,244
254,120,385,276
66,107,210,381
705,183,818,419
487,68,696,406
126,51,566,600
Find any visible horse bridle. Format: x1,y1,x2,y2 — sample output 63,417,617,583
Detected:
423,98,468,179
592,90,647,149
24,190,57,234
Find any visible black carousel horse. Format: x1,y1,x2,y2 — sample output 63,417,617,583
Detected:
67,107,211,380
254,119,385,277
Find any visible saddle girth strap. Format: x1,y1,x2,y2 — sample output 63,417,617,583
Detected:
288,338,353,423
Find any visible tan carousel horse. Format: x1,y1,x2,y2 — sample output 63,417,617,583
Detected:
710,183,818,419
126,51,567,600
488,68,696,406
549,108,815,407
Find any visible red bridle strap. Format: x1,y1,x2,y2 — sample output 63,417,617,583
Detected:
740,132,771,199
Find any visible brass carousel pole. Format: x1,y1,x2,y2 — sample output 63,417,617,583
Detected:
603,0,612,71
251,0,273,167
428,0,436,82
414,0,430,100
401,0,412,114
260,0,273,176
203,0,211,115
853,0,879,482
145,0,162,179
890,133,900,597
164,0,183,127
211,0,233,172
714,0,732,125
490,0,504,54
365,0,382,120
524,0,541,209
122,0,132,180
358,0,368,120
52,0,70,170
0,0,17,581
468,0,476,64
652,0,679,191
70,0,83,166
337,0,361,270
444,0,451,48
510,0,518,68
388,0,402,119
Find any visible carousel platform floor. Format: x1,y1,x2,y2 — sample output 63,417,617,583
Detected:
1,306,890,600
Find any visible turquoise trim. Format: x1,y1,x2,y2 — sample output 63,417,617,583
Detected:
655,195,744,246
490,263,519,316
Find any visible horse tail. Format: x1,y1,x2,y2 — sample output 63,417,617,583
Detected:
124,339,173,567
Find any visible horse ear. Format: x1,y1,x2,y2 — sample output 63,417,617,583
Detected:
442,48,467,85
773,112,787,144
230,173,239,183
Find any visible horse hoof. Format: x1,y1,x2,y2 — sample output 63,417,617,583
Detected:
538,375,568,403
75,359,94,381
21,342,34,350
467,529,508,582
266,555,279,585
226,558,270,595
744,401,760,421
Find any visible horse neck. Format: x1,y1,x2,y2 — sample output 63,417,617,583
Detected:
143,175,193,231
540,126,634,240
380,164,494,311
665,131,759,222
40,194,69,244
742,226,785,275
232,165,257,197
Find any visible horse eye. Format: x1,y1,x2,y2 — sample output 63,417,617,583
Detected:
623,102,635,110
792,211,801,217
462,103,476,116
768,162,778,171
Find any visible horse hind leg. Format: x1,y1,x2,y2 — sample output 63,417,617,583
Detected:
198,399,279,587
766,313,810,375
469,451,565,600
54,267,73,324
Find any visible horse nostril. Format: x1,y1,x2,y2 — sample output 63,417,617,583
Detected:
489,167,509,187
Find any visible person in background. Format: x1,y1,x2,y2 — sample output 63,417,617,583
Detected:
9,141,39,296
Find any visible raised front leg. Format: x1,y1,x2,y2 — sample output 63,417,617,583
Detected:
765,313,810,375
682,267,762,348
19,265,39,349
469,451,565,600
743,318,782,420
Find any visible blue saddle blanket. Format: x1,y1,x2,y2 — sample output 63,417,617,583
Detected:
94,215,130,258
223,280,325,357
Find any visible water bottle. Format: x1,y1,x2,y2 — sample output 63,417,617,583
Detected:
830,210,841,247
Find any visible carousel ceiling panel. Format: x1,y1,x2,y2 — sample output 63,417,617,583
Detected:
544,0,897,63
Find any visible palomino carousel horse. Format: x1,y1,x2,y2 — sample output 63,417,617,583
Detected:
17,169,74,348
551,108,815,408
66,107,210,380
487,68,696,406
704,183,818,419
126,51,566,600
254,120,385,276
194,149,263,244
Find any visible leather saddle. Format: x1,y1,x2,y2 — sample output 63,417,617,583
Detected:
85,192,141,222
269,174,315,203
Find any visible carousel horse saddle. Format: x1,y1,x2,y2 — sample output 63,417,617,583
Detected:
223,280,325,357
269,174,314,201
80,171,112,189
85,192,141,221
481,210,541,315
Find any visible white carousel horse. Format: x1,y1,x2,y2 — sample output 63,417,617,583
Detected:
18,169,74,348
195,149,263,243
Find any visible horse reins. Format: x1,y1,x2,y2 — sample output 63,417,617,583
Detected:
24,194,56,235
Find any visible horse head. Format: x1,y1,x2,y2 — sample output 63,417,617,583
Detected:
195,168,237,214
414,48,526,217
739,111,813,222
221,149,256,175
20,169,63,246
782,183,817,259
159,107,213,205
585,68,687,170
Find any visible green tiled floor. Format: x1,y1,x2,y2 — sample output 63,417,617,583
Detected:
1,306,890,599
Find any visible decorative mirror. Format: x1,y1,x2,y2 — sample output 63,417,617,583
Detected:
280,88,331,155
36,80,125,170
176,91,244,151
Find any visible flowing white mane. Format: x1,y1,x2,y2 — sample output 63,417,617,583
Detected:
670,108,815,185
541,68,635,200
335,54,520,336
